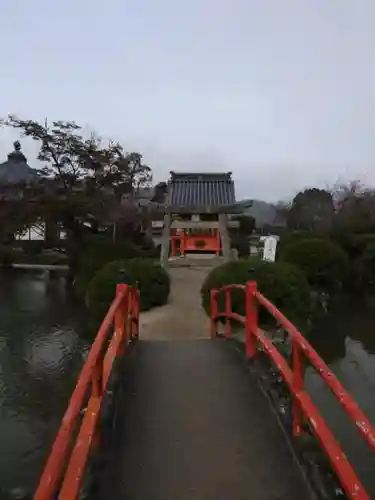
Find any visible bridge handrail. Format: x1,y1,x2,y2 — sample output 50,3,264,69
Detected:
210,281,375,500
34,283,140,500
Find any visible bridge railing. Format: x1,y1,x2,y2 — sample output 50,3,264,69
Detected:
210,281,375,500
34,283,140,500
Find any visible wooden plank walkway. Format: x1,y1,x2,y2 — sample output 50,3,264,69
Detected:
95,339,312,500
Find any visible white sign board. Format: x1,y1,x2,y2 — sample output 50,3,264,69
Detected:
262,235,278,262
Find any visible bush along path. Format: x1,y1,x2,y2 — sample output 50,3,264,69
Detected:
201,257,312,332
86,258,170,336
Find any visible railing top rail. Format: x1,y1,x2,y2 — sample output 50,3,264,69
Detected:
212,282,375,451
255,289,375,451
35,284,137,500
210,280,375,499
252,327,370,497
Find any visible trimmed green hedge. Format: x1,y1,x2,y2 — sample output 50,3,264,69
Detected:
230,235,249,258
86,258,170,332
201,257,311,328
345,240,375,294
0,246,16,267
279,238,349,293
277,230,327,257
74,238,144,296
330,232,372,260
329,232,375,294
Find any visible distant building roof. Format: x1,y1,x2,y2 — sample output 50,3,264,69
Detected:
166,171,237,213
0,141,37,184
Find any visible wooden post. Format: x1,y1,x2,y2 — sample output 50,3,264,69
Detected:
180,231,185,256
216,229,221,256
218,213,231,262
160,213,171,268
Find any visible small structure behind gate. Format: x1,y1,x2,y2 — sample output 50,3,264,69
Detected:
160,172,240,266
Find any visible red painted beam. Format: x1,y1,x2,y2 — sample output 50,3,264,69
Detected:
34,284,141,500
256,291,375,452
211,282,375,500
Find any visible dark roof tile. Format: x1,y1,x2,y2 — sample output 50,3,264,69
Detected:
166,172,236,212
0,142,37,184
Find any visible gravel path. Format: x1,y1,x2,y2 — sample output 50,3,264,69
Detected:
139,266,212,340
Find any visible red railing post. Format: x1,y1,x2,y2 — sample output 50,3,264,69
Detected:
210,289,218,338
91,360,103,451
101,283,129,392
245,281,257,359
35,286,128,500
91,362,102,399
292,338,303,437
225,287,231,338
216,229,221,256
181,231,185,256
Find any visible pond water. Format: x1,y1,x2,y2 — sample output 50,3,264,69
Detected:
305,303,375,496
0,273,374,496
0,271,88,495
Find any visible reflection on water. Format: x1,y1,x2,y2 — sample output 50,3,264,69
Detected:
0,271,87,493
305,301,375,496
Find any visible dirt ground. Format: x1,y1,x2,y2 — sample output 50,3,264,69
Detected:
139,266,212,340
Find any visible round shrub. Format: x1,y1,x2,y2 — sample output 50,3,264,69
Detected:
0,246,16,267
133,235,159,257
330,233,375,295
330,231,364,260
278,230,326,258
348,241,375,294
279,238,349,293
201,257,311,328
21,240,44,255
230,235,249,258
86,258,170,330
144,243,161,259
75,238,143,296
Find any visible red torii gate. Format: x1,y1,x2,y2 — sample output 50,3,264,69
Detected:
161,172,238,264
170,228,221,256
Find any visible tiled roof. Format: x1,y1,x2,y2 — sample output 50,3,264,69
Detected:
0,142,37,184
166,172,236,212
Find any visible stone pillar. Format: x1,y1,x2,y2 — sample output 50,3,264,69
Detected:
218,213,231,262
160,213,171,268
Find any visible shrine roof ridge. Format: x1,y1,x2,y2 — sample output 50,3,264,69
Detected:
169,171,233,182
166,170,236,212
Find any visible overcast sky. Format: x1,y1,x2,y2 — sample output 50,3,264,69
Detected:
1,1,374,202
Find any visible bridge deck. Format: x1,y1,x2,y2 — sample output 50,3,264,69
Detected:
96,339,311,500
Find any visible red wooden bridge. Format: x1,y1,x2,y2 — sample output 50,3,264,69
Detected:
34,281,375,500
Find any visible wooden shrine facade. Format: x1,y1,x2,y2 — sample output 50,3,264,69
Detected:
170,227,221,256
160,172,239,266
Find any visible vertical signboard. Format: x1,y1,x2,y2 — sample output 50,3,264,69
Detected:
262,235,278,262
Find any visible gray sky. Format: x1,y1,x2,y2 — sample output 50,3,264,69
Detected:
1,0,374,202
